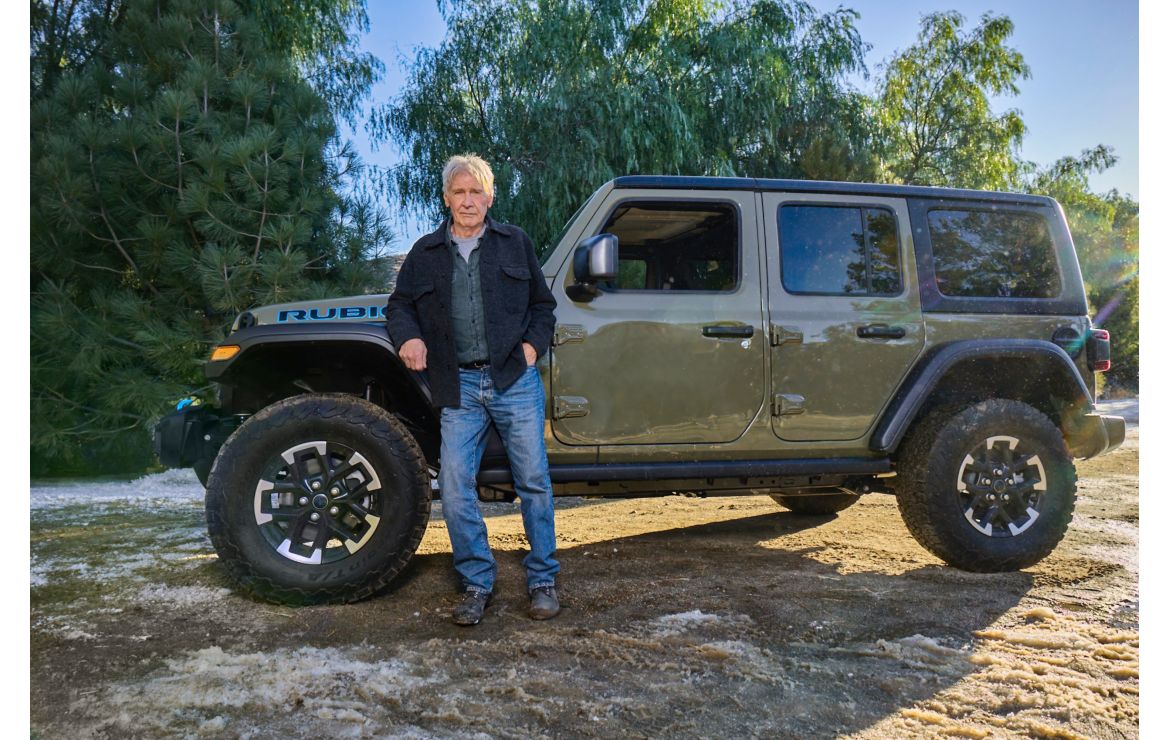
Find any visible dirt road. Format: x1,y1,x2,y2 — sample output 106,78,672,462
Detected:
31,401,1138,738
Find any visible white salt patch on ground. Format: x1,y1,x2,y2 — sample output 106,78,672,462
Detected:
30,557,92,589
198,716,227,735
33,614,101,641
693,640,793,685
650,610,753,636
94,645,448,733
31,468,205,511
32,512,210,591
697,639,771,664
137,584,232,607
855,634,970,669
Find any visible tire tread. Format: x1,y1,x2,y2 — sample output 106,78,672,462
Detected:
206,393,431,605
895,399,1077,572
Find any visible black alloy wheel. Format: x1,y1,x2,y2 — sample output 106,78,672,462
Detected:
896,399,1077,572
206,393,431,605
254,440,385,565
955,435,1048,538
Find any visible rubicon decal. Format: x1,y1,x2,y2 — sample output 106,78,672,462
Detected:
277,306,387,322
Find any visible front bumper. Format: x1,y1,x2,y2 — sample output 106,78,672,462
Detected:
154,405,223,468
153,404,242,478
1067,413,1127,459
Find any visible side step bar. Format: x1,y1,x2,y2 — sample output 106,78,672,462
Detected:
476,457,891,485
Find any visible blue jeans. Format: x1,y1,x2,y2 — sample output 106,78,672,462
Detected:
438,366,559,594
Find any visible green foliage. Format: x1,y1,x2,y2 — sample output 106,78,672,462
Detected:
30,0,119,99
237,0,383,126
876,12,1028,189
32,0,381,122
31,0,392,475
377,1,1137,387
372,0,880,254
1025,146,1139,390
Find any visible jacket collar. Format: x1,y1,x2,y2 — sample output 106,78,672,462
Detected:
421,215,507,249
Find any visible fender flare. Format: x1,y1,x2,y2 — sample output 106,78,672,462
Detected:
870,339,1093,455
206,322,435,425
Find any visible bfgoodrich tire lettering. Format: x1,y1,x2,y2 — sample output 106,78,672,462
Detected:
895,399,1077,572
206,393,431,605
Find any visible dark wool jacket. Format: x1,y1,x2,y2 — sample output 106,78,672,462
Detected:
386,216,557,409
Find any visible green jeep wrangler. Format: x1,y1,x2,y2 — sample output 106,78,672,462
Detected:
155,176,1125,605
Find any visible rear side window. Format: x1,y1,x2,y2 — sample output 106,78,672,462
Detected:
928,209,1061,298
778,205,902,295
600,201,738,291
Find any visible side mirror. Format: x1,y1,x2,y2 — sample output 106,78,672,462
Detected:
567,233,618,302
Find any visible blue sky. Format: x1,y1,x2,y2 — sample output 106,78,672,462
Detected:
348,0,1138,244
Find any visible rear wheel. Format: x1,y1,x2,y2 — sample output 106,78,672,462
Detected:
769,490,859,515
896,399,1076,572
206,393,431,604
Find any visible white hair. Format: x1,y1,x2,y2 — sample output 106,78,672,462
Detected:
442,154,495,198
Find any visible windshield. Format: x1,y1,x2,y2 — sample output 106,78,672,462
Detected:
542,199,591,262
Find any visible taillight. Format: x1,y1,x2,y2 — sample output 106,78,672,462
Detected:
1088,329,1111,372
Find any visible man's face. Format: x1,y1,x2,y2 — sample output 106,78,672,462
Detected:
443,170,493,232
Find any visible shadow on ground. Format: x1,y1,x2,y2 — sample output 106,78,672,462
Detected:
32,498,1042,738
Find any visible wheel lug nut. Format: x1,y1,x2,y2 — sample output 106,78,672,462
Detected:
311,481,322,490
310,512,320,522
993,469,1003,476
330,506,339,516
330,487,340,496
298,497,308,506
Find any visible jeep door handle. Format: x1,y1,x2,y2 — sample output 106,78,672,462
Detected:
857,324,906,340
702,325,754,338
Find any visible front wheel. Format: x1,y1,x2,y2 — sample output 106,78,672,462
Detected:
206,394,431,604
896,399,1077,572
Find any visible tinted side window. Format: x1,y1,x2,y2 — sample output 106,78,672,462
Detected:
778,205,902,295
928,209,1061,298
601,201,738,291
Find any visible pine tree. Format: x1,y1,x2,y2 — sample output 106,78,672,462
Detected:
31,0,391,475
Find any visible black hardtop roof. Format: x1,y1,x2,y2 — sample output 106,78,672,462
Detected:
611,175,1054,207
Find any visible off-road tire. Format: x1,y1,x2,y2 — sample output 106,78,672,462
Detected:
770,491,859,515
896,399,1076,572
206,393,431,605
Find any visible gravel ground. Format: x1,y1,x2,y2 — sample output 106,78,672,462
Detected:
30,399,1139,738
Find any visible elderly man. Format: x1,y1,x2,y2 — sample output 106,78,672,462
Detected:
386,154,560,626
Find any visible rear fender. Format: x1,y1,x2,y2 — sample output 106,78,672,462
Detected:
872,339,1096,456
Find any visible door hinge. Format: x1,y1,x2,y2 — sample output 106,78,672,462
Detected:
769,325,803,346
554,396,590,419
554,324,587,346
771,393,805,416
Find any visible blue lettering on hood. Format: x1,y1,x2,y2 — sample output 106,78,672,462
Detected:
277,306,387,323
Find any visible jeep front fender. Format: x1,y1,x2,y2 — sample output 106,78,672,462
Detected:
206,322,438,436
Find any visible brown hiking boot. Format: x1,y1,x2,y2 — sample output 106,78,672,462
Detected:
528,585,561,620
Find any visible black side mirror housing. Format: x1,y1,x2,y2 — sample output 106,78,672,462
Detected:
567,233,619,302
